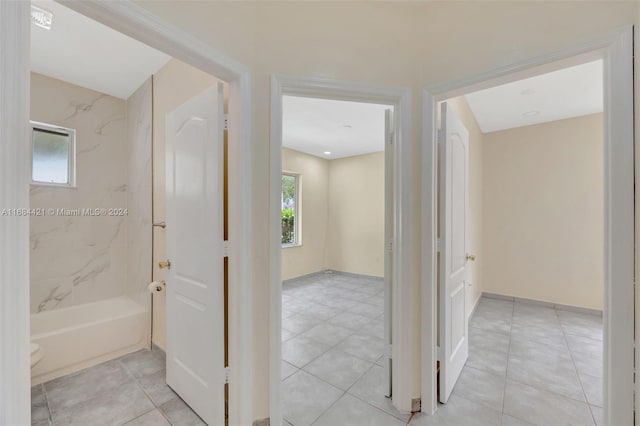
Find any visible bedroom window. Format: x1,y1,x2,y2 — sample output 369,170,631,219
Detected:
282,173,299,246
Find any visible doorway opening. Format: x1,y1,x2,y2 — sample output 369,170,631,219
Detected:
269,76,415,425
436,60,604,424
279,95,398,425
23,1,247,425
421,27,633,426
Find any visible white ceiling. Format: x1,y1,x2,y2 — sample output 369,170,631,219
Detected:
464,60,603,133
31,1,170,100
283,96,391,159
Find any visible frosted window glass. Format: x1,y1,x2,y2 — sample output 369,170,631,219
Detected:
32,128,70,184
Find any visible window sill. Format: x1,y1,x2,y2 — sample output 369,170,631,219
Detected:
30,182,77,189
282,243,302,249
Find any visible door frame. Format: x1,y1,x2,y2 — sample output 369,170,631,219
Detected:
269,75,415,425
0,1,254,425
421,26,634,425
0,2,31,424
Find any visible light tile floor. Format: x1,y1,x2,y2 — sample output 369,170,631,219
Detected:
283,274,603,426
411,297,603,426
281,272,408,426
31,278,603,426
31,348,204,426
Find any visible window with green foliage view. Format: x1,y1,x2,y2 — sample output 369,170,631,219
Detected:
282,174,298,245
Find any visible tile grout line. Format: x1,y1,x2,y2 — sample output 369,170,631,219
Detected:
282,275,389,425
116,357,168,425
341,363,410,423
503,373,598,407
508,304,598,406
41,384,53,426
37,350,192,426
459,298,601,425
283,329,373,372
306,389,347,425
283,292,386,369
491,302,601,406
499,300,515,425
554,307,598,426
284,325,385,390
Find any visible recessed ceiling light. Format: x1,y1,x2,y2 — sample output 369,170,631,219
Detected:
324,151,332,155
31,5,53,30
522,110,540,117
520,89,536,96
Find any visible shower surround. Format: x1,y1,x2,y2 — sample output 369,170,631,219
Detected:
29,73,153,383
30,72,129,313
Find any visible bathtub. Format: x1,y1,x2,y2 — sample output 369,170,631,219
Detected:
31,296,150,385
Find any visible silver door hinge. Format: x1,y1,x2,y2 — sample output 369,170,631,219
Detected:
388,133,394,145
223,240,229,257
436,239,442,252
224,114,229,131
224,366,230,384
386,240,393,253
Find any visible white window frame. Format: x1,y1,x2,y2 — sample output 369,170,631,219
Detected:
281,171,301,248
30,121,76,188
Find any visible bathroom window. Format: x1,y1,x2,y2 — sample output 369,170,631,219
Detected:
31,121,76,187
282,173,300,246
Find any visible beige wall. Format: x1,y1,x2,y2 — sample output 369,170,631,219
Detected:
281,148,329,280
326,152,385,277
282,149,385,280
151,59,222,350
445,97,484,318
131,1,636,417
482,114,604,310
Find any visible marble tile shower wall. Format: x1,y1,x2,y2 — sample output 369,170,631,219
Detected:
29,72,152,313
125,78,153,308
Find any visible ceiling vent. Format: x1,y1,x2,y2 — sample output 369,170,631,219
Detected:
31,5,53,30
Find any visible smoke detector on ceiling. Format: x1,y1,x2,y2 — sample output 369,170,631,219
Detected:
31,5,53,30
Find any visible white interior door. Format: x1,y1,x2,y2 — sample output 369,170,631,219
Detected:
165,83,225,425
438,102,469,403
383,108,394,398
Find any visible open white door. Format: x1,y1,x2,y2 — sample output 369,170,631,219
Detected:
438,102,469,403
165,84,225,425
383,109,394,398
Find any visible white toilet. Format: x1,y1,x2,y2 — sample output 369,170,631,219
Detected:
30,342,44,368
